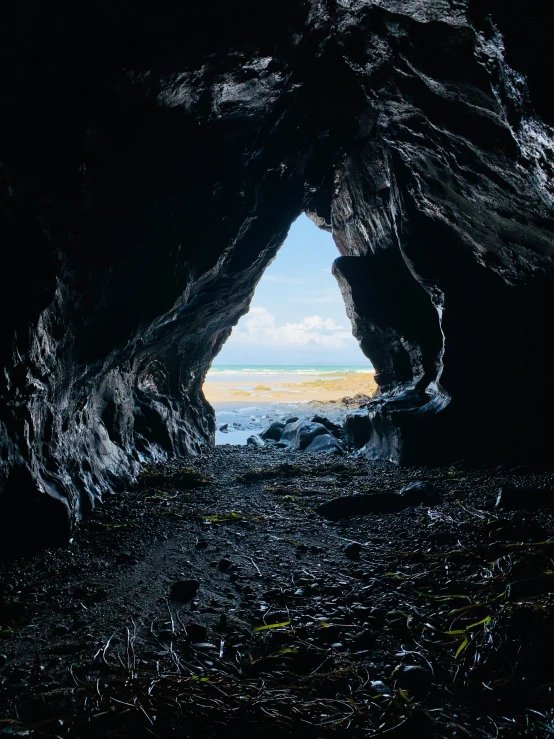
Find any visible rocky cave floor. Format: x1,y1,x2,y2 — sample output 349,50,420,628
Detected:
2,449,554,737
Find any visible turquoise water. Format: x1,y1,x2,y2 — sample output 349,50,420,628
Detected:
206,364,373,379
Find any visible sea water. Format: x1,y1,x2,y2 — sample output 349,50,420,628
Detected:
206,363,373,386
207,364,374,445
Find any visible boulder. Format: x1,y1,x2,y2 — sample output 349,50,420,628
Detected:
304,434,345,455
247,435,264,447
311,415,345,439
398,481,440,506
280,420,330,451
260,421,285,441
316,493,405,520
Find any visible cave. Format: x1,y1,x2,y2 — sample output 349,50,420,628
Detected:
1,1,554,735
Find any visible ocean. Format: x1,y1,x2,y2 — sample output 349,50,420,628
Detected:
206,364,374,384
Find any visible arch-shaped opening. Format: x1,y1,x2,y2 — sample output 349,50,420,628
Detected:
203,214,376,444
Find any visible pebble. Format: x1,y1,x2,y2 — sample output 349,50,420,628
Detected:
370,680,392,695
191,642,217,651
218,558,233,572
344,542,363,560
170,579,200,601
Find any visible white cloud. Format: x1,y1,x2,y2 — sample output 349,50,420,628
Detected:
230,306,354,349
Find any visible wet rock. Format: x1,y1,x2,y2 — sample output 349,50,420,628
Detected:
343,410,372,449
316,492,405,521
284,417,299,425
53,624,70,636
280,420,332,451
369,680,392,695
191,642,217,651
218,557,233,572
0,654,7,669
247,435,264,447
495,486,554,510
399,481,441,506
344,542,363,560
305,433,346,455
311,415,345,439
219,424,229,432
260,421,285,441
170,579,200,602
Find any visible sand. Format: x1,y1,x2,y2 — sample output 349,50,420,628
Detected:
202,372,377,445
203,372,377,405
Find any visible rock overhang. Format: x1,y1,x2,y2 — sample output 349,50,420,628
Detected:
0,0,553,549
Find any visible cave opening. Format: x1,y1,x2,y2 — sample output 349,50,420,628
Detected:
203,213,375,445
2,2,554,733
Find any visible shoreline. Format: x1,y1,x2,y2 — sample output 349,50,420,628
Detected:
203,371,377,445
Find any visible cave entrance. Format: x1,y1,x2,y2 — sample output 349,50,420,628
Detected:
202,214,375,445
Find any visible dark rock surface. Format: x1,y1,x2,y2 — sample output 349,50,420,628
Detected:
495,486,554,511
304,433,346,455
399,480,441,506
280,420,331,451
260,421,285,442
316,492,406,520
246,435,264,448
310,415,345,439
1,1,554,543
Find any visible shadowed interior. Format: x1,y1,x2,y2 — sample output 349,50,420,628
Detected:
1,0,553,549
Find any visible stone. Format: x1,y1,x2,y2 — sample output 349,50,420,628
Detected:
280,420,330,451
218,557,233,572
316,493,405,521
310,415,345,439
495,487,554,511
170,580,200,602
219,424,229,432
343,410,373,449
369,681,392,696
0,654,7,669
246,435,264,447
260,421,285,441
284,417,299,425
191,642,217,651
344,542,363,560
398,481,441,506
304,434,346,455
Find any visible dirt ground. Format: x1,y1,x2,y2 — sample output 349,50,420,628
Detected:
1,447,554,737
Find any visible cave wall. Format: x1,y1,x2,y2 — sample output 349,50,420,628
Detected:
1,0,553,547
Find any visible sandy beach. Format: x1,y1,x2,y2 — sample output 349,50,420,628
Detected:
202,370,377,444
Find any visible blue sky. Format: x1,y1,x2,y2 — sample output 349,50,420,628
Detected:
214,214,370,365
